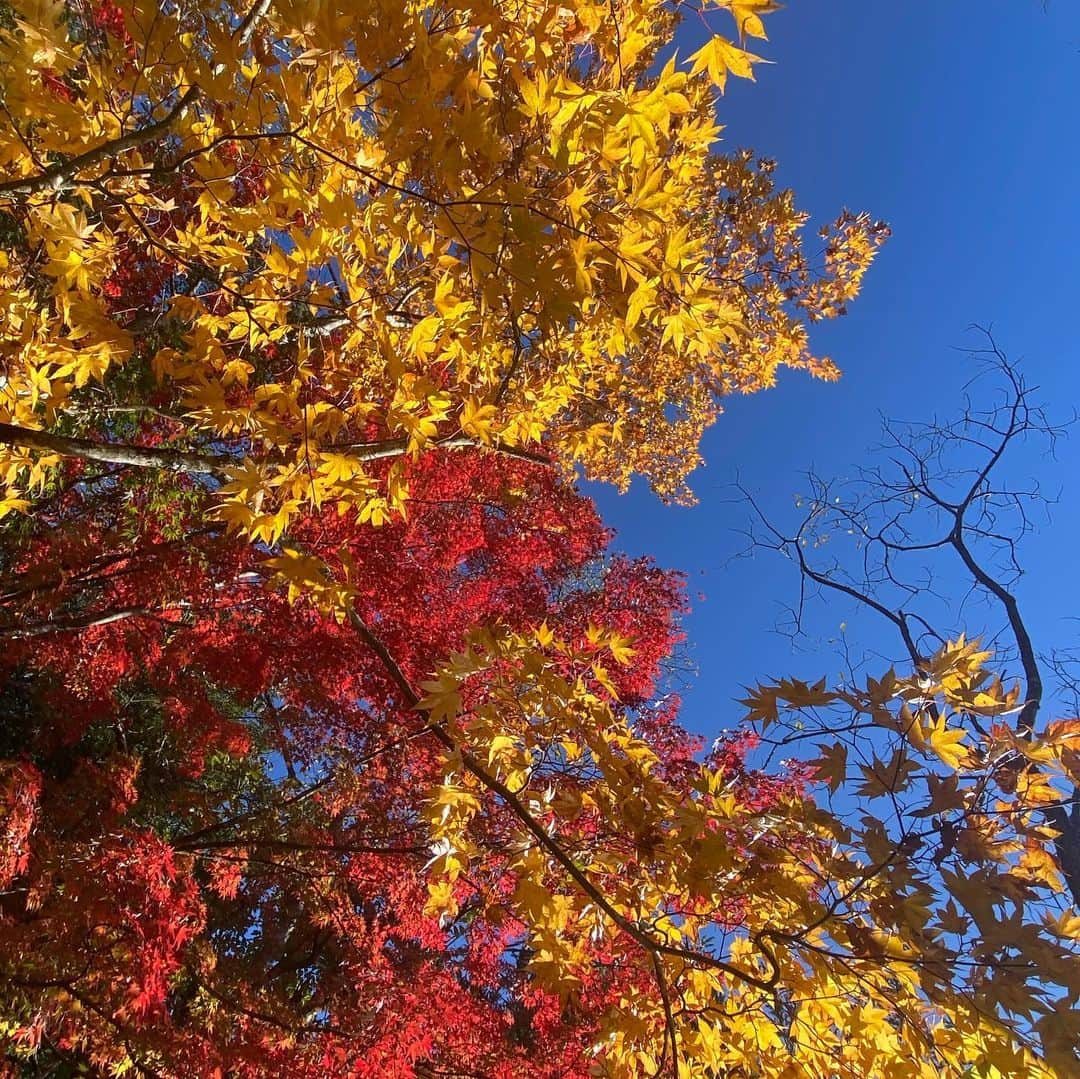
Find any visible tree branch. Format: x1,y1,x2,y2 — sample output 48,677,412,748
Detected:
346,609,780,995
234,0,272,45
0,605,181,638
0,86,201,199
0,423,551,476
0,422,225,473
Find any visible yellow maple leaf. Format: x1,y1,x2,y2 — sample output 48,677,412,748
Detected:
927,715,970,770
812,741,848,795
689,36,763,91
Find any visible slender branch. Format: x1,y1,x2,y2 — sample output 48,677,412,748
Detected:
234,0,272,45
335,433,552,467
739,482,923,667
172,726,436,848
651,952,680,1078
346,609,779,994
949,524,1042,736
0,527,220,605
1,422,551,476
0,605,181,638
173,773,337,848
178,837,427,855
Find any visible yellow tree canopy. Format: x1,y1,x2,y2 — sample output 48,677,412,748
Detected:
0,0,885,538
417,627,1080,1077
252,538,1080,1079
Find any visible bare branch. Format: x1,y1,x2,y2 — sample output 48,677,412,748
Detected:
736,329,1080,904
0,423,552,476
0,421,226,473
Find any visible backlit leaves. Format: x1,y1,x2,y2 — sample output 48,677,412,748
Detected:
0,0,885,538
740,638,1080,1077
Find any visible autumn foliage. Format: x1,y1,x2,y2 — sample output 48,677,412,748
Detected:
0,0,886,532
0,455,701,1075
2,0,1079,1077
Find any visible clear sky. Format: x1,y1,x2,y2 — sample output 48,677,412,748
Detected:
591,1,1080,740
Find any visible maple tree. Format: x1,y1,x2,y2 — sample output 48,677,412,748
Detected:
0,0,885,539
0,450,732,1076
5,0,1078,1076
735,338,1080,1076
3,451,1080,1077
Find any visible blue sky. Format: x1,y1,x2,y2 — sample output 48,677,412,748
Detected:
591,0,1080,739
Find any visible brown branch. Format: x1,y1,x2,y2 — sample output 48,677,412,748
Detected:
178,837,426,855
334,433,552,467
234,0,272,45
0,86,201,199
173,773,338,849
192,975,355,1038
0,605,181,638
0,422,551,476
949,523,1042,736
651,951,680,1078
0,527,221,605
172,726,436,848
346,609,779,994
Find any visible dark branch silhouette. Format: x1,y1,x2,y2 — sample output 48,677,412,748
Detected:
736,328,1080,904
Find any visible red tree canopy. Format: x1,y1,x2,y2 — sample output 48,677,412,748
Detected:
0,452,796,1076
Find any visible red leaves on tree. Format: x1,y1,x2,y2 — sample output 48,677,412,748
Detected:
0,450,784,1075
0,762,41,890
